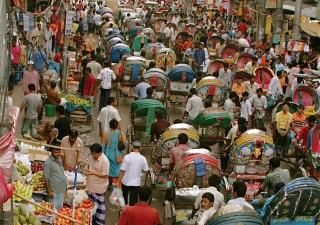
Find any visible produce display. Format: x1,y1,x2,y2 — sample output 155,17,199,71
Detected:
13,180,33,202
14,204,41,225
16,160,30,177
31,162,43,173
77,199,95,210
30,171,46,191
33,200,54,216
65,94,92,108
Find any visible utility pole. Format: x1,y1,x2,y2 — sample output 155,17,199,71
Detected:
274,0,283,34
257,0,266,42
292,0,302,40
61,3,70,92
255,5,260,43
0,0,8,86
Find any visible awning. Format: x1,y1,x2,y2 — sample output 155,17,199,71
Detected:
283,0,317,18
301,21,320,37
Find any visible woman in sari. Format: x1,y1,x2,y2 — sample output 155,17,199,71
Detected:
101,119,128,189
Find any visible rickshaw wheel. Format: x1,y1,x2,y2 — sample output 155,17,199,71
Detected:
144,171,154,205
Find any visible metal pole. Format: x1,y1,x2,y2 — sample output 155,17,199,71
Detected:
292,0,302,40
61,3,69,92
257,0,266,42
274,0,283,34
255,5,260,43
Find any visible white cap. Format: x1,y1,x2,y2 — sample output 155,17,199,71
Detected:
27,60,34,65
13,32,17,36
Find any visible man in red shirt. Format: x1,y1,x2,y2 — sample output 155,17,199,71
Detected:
50,10,59,25
54,48,63,63
295,115,317,154
73,31,84,60
118,186,160,225
238,19,247,34
149,110,170,143
169,133,190,173
83,67,95,103
181,35,193,52
257,40,267,52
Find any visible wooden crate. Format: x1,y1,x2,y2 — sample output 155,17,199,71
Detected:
70,110,89,122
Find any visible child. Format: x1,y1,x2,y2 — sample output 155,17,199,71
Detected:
197,192,216,225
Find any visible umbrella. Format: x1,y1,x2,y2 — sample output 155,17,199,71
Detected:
301,22,320,37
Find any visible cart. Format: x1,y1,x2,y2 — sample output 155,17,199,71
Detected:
196,76,226,107
226,129,276,201
221,44,239,65
253,66,274,94
155,48,176,72
236,53,254,71
162,149,220,224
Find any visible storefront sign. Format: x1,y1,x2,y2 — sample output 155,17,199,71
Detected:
65,11,73,35
265,0,276,9
23,14,34,31
258,28,265,40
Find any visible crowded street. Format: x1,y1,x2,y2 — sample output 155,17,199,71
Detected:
1,0,320,225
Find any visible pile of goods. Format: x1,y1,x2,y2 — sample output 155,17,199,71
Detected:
13,180,33,202
14,204,41,225
77,199,95,210
15,160,30,177
32,200,54,216
31,162,43,173
55,201,93,225
30,171,46,191
65,95,92,107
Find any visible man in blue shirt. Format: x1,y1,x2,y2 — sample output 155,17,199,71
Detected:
135,77,151,100
274,57,285,74
33,46,47,93
194,42,206,67
185,43,196,67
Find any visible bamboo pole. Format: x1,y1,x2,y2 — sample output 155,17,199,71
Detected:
15,138,84,152
13,193,86,225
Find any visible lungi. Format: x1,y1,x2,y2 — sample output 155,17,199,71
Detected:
45,40,52,54
47,192,65,209
88,192,106,225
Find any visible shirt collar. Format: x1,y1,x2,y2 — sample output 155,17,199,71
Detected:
134,202,150,207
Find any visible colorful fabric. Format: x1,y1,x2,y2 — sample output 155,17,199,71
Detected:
47,192,64,209
88,192,106,225
146,107,155,134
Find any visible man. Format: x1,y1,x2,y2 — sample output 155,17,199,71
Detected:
135,77,151,100
182,88,203,123
244,57,258,75
43,22,53,55
225,117,247,148
20,83,42,137
93,12,102,34
194,42,209,73
87,55,102,104
97,61,116,109
116,141,149,206
43,144,67,209
118,186,161,225
79,51,91,95
243,75,259,97
169,133,190,173
274,57,285,74
144,87,154,99
83,67,95,103
249,88,267,128
189,174,225,219
87,10,94,33
182,35,193,52
163,23,173,47
223,91,237,125
33,45,47,92
240,91,252,129
60,129,84,171
50,105,71,144
54,48,63,63
11,39,21,83
149,110,170,143
23,61,40,95
232,76,246,97
73,31,84,59
218,62,232,87
215,39,225,58
85,143,110,225
275,101,292,155
254,157,290,198
227,181,254,209
97,97,121,136
295,115,317,153
267,70,283,107
290,104,306,140
44,74,61,106
185,43,196,68
238,19,247,34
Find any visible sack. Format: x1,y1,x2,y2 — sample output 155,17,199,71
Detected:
118,132,126,151
116,156,123,163
0,170,15,203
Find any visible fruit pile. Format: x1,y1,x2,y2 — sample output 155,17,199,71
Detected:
33,200,54,216
16,160,30,177
13,180,33,202
65,94,92,108
31,162,43,173
77,199,95,210
14,204,41,225
30,171,45,191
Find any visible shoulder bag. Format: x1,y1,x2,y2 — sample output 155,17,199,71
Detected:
118,131,126,151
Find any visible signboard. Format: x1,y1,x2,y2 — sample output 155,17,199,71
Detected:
23,14,34,31
265,0,276,9
65,11,73,35
258,28,265,40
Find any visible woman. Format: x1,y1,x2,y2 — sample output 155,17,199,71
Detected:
37,122,54,143
101,119,128,189
85,33,97,56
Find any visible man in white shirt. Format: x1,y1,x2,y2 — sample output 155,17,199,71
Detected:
243,75,259,97
223,91,237,125
171,15,180,25
43,22,53,55
244,57,258,75
97,61,116,110
240,91,252,128
116,141,149,206
227,181,254,209
182,88,204,123
163,23,173,47
225,117,246,148
97,96,121,136
87,55,102,103
249,88,267,127
267,70,282,108
196,193,217,225
189,174,225,220
93,12,102,34
218,62,232,87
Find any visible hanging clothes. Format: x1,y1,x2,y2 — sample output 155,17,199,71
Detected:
265,15,273,34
